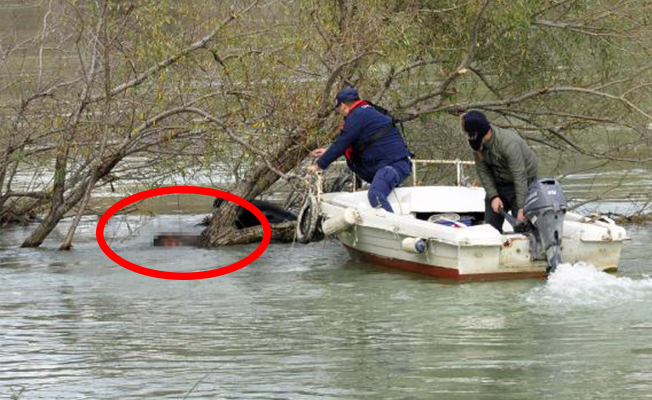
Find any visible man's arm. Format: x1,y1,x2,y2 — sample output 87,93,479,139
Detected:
505,141,529,211
475,152,499,201
316,117,363,170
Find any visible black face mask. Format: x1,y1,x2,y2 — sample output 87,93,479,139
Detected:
467,133,484,151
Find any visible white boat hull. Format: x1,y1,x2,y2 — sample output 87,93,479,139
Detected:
319,186,626,281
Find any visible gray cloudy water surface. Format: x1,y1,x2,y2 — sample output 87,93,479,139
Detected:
1,211,652,399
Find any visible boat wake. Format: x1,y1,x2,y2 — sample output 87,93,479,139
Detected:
523,262,652,311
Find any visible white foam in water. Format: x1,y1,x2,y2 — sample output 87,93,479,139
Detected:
523,262,652,310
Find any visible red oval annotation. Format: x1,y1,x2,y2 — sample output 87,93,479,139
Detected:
96,186,271,280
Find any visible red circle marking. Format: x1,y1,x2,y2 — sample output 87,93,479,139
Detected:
96,186,271,280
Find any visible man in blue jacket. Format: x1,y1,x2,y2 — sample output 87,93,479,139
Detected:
308,87,412,212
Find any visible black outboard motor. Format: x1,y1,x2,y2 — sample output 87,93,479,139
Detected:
523,179,567,273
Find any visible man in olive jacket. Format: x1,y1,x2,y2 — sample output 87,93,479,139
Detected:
462,111,538,233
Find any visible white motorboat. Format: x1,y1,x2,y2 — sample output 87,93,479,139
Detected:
315,183,626,281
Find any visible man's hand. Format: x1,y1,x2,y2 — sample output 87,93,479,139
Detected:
491,197,504,214
307,164,321,173
516,209,525,221
311,148,326,158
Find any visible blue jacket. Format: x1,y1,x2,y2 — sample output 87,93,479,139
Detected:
316,103,411,183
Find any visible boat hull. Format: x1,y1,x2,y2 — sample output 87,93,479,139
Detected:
319,186,626,281
337,222,622,281
344,244,548,281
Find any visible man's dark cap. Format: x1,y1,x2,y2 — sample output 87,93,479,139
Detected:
335,87,360,107
462,110,491,137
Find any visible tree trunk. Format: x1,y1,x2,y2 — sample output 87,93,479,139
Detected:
58,175,97,250
201,136,317,246
20,205,67,248
20,155,121,248
217,221,297,245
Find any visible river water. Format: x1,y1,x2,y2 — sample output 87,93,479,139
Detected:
1,213,652,399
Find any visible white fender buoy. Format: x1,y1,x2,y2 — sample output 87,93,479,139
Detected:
402,237,427,254
322,207,361,237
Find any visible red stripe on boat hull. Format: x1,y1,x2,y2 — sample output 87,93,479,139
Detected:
343,245,547,282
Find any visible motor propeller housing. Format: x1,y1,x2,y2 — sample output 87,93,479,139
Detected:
523,179,567,273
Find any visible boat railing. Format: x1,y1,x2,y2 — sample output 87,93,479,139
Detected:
332,158,475,190
409,159,475,187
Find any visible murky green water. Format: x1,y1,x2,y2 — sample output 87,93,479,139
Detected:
2,216,652,399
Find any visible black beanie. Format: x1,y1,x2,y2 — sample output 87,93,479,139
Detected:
462,111,491,137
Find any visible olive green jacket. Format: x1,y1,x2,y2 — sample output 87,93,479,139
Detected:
474,126,538,209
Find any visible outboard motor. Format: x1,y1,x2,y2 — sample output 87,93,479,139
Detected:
523,179,567,273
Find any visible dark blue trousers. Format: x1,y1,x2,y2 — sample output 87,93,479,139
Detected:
485,180,535,233
368,159,411,212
